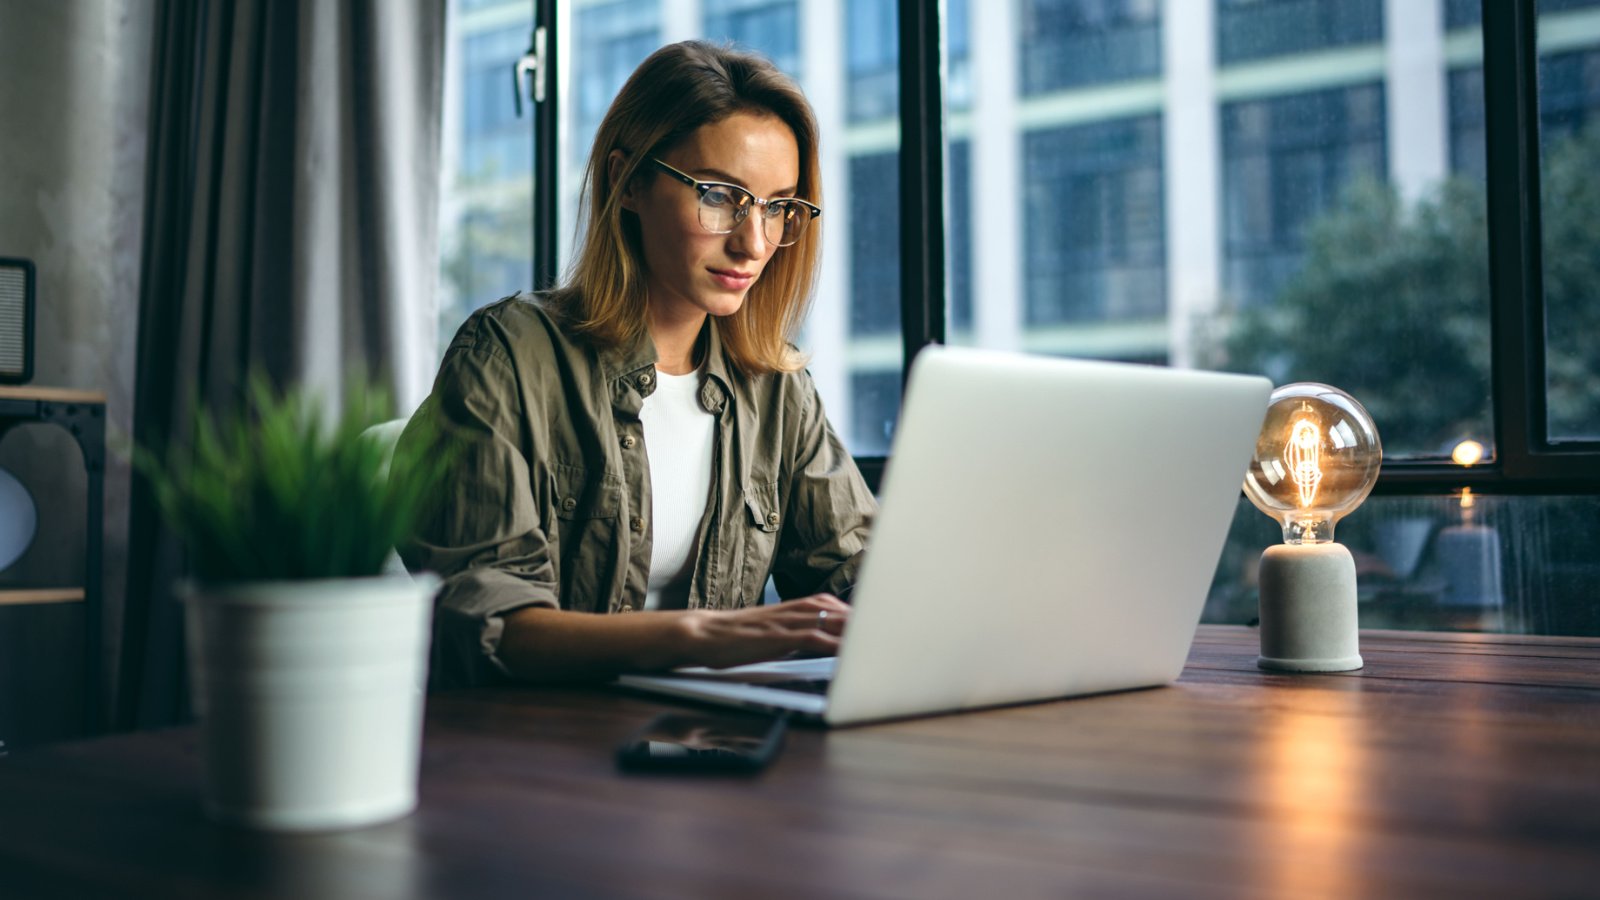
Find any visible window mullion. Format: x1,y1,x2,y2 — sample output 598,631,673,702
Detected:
533,0,560,292
896,0,946,387
1480,0,1545,478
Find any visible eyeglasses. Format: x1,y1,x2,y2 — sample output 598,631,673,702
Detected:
649,158,821,247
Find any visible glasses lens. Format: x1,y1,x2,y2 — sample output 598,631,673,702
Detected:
697,185,750,234
767,201,814,246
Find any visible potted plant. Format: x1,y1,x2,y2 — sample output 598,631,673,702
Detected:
137,378,447,832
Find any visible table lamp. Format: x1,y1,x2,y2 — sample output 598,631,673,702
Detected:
1243,383,1382,672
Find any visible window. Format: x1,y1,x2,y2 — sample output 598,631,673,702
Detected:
847,0,898,123
1023,116,1165,326
574,1,662,149
947,139,972,335
1449,12,1600,444
849,370,901,457
704,0,800,77
1019,0,1161,95
1216,0,1383,65
438,1,536,348
1221,84,1387,308
848,152,901,337
1206,494,1600,636
1537,32,1600,441
468,0,1600,635
461,27,534,180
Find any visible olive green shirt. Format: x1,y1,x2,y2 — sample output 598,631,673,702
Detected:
399,294,876,687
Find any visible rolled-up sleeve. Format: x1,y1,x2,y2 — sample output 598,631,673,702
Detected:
399,338,558,688
773,370,877,601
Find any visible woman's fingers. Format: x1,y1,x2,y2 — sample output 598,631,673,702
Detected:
687,594,852,668
769,599,847,636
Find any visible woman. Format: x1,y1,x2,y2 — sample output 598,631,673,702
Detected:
400,41,876,687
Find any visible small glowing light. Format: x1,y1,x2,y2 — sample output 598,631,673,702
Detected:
1285,418,1324,508
1452,440,1485,467
1459,487,1475,510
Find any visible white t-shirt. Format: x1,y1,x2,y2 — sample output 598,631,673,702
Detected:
638,366,716,610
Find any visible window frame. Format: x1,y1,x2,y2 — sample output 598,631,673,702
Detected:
528,0,1600,496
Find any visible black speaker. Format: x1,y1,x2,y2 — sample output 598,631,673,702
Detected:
0,258,35,385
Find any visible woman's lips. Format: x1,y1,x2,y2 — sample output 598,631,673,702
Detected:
709,268,756,291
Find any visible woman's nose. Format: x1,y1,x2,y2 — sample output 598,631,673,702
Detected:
726,209,770,259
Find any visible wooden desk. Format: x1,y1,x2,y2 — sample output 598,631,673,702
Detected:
1,625,1597,898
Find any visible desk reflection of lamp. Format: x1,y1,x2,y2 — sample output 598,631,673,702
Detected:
1435,441,1504,615
1244,383,1382,672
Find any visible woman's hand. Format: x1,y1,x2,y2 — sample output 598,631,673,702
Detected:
500,593,850,682
675,593,850,669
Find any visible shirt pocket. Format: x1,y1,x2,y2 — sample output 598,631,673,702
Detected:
738,480,782,607
551,464,620,613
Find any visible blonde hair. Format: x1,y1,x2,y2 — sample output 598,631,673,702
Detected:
549,41,821,376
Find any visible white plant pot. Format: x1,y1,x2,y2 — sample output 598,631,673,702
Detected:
183,574,438,832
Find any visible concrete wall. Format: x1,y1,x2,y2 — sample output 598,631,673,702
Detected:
0,0,152,745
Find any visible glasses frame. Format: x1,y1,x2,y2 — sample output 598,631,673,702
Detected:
648,158,822,247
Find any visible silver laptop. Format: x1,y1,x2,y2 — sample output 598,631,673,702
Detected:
617,346,1271,726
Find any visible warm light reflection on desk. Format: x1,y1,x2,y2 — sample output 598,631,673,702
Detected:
1256,702,1371,896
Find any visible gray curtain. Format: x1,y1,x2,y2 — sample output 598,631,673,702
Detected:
120,0,445,728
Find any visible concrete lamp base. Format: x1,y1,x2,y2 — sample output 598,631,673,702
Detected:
1257,542,1364,673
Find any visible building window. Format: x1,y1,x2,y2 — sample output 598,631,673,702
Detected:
846,0,898,122
850,369,900,456
703,0,800,77
848,151,900,337
1448,66,1487,179
1018,0,1160,95
1540,47,1600,144
1022,115,1165,325
461,26,533,180
947,139,972,335
1222,84,1387,308
1216,0,1382,66
574,0,661,146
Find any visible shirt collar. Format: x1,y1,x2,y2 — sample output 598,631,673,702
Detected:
600,316,732,415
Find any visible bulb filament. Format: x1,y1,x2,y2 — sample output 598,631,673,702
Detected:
1285,418,1323,508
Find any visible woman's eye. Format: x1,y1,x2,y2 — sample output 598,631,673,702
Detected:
702,188,736,208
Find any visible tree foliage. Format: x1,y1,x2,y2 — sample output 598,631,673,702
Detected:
1208,129,1600,455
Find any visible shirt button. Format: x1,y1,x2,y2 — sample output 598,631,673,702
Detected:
621,435,637,449
561,497,577,512
630,516,645,532
766,511,780,526
638,372,654,388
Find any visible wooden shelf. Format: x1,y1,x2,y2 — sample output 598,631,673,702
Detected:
0,588,86,606
0,386,107,404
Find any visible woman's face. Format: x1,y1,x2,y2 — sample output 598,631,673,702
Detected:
621,110,801,323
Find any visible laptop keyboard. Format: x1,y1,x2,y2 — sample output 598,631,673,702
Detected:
764,679,831,695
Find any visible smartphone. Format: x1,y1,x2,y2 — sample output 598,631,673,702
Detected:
615,712,788,773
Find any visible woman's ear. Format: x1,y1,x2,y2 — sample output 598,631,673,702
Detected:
608,150,636,211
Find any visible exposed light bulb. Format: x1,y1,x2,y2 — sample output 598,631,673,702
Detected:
1243,383,1382,544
